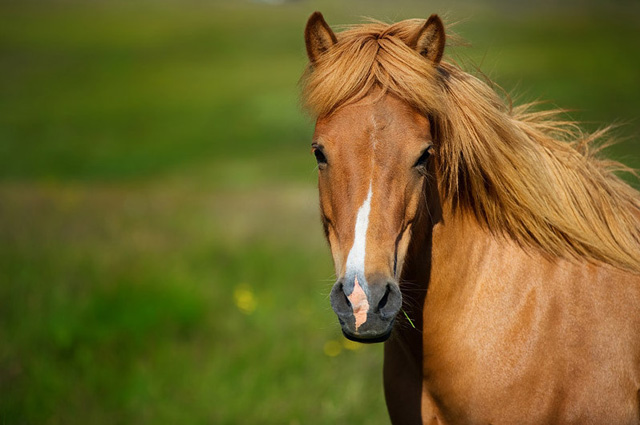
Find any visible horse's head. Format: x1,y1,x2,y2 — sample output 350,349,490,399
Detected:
304,12,446,342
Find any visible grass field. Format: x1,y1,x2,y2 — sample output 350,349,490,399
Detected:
1,1,639,424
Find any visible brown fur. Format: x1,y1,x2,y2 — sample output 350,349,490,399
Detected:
303,13,640,425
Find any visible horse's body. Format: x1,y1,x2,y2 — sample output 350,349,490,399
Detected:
302,13,640,424
389,207,640,424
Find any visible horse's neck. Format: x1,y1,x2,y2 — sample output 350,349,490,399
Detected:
395,195,498,333
428,210,498,288
392,205,504,386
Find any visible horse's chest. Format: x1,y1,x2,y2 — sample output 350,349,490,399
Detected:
421,308,539,423
418,285,640,425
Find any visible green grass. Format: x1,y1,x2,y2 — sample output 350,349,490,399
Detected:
0,178,386,424
0,1,638,424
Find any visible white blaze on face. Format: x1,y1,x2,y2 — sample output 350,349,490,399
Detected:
345,183,372,277
345,184,373,330
343,116,378,331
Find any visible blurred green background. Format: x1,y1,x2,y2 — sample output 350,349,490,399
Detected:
0,0,638,423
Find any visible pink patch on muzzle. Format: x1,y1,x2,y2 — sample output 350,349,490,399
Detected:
347,276,369,331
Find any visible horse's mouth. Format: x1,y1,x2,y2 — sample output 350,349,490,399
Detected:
340,319,395,344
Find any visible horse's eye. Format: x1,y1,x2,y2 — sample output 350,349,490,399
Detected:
414,146,433,168
313,147,328,167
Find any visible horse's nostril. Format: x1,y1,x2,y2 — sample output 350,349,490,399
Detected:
378,283,402,319
343,290,352,308
377,285,391,311
330,282,353,316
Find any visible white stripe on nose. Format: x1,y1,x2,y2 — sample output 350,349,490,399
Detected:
345,183,372,288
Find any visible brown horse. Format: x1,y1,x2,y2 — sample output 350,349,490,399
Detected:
301,12,640,425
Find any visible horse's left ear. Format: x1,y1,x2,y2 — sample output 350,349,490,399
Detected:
409,14,445,64
305,12,337,64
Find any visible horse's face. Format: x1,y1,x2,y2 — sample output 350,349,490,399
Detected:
304,12,445,342
312,95,433,342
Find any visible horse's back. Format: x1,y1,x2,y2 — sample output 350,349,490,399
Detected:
418,223,640,424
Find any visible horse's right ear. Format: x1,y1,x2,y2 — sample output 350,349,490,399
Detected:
409,14,445,64
305,12,337,64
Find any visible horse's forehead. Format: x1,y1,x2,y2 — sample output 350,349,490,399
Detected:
315,95,429,148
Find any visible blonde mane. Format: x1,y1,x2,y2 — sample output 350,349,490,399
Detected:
301,19,640,273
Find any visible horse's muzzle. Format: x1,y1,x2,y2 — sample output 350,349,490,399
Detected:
329,277,402,343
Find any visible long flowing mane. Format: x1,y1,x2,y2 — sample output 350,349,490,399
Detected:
301,19,640,273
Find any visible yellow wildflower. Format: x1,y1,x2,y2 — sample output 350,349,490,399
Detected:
233,285,257,314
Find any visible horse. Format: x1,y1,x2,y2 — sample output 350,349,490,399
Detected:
300,12,640,425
